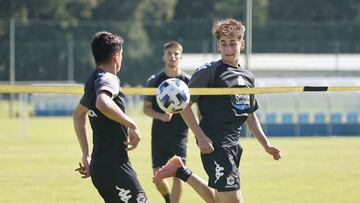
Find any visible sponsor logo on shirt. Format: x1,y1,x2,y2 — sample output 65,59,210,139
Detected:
231,94,250,111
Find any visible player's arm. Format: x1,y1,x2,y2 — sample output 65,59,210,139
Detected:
180,102,214,154
181,64,215,153
143,100,172,122
96,90,137,129
96,91,140,149
246,113,281,160
72,103,91,178
96,91,140,150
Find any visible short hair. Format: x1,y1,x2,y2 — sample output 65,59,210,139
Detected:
212,18,246,40
163,41,183,53
91,31,124,65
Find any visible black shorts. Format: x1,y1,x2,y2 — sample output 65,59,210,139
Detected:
90,162,148,203
151,135,187,168
201,144,243,192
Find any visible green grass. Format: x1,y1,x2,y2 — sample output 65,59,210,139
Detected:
0,107,360,202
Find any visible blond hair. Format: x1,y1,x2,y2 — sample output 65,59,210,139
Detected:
212,18,245,40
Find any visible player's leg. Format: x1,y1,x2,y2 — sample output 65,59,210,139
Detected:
152,138,171,203
154,156,217,203
169,138,187,203
153,167,171,202
171,177,184,203
90,163,148,203
216,190,244,203
186,172,217,203
201,145,243,203
215,192,222,203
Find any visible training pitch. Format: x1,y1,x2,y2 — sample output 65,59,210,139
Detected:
0,108,359,203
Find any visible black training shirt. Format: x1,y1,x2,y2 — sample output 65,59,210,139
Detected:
144,71,190,139
80,68,128,166
189,60,258,148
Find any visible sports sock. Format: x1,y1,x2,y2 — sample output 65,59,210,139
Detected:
175,167,193,182
163,193,170,203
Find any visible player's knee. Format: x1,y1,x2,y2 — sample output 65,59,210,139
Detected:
172,177,183,184
217,190,243,203
153,178,167,186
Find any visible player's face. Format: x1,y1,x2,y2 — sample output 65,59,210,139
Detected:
115,48,123,73
218,35,244,67
163,47,182,69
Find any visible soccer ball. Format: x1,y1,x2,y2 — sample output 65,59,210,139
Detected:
156,78,190,113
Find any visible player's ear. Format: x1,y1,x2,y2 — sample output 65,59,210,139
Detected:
113,51,122,64
240,39,245,51
112,52,119,63
216,41,220,52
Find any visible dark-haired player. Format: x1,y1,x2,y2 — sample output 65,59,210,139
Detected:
73,31,148,203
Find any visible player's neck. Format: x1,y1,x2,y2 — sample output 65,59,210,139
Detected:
97,64,117,75
165,66,180,77
222,59,240,68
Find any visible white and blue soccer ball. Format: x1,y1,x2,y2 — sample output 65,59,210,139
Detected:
156,78,190,113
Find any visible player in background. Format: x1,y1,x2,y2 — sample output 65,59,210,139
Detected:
156,18,281,203
143,41,190,203
73,31,148,203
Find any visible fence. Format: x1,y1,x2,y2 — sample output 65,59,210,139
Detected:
1,18,360,136
1,18,360,85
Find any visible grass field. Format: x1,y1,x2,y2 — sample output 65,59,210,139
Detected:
1,106,360,203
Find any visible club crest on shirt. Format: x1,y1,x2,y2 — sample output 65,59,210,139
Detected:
231,94,250,110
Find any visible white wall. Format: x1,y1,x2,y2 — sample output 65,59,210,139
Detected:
181,53,360,72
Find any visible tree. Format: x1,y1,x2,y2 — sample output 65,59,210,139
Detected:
0,0,99,21
268,0,360,21
0,0,101,81
88,0,178,84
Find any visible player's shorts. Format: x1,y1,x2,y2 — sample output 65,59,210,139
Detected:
90,162,148,203
201,144,243,192
151,135,187,168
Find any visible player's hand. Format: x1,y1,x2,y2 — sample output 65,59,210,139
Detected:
160,112,172,122
75,156,91,178
197,134,214,154
265,145,282,160
125,128,141,151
